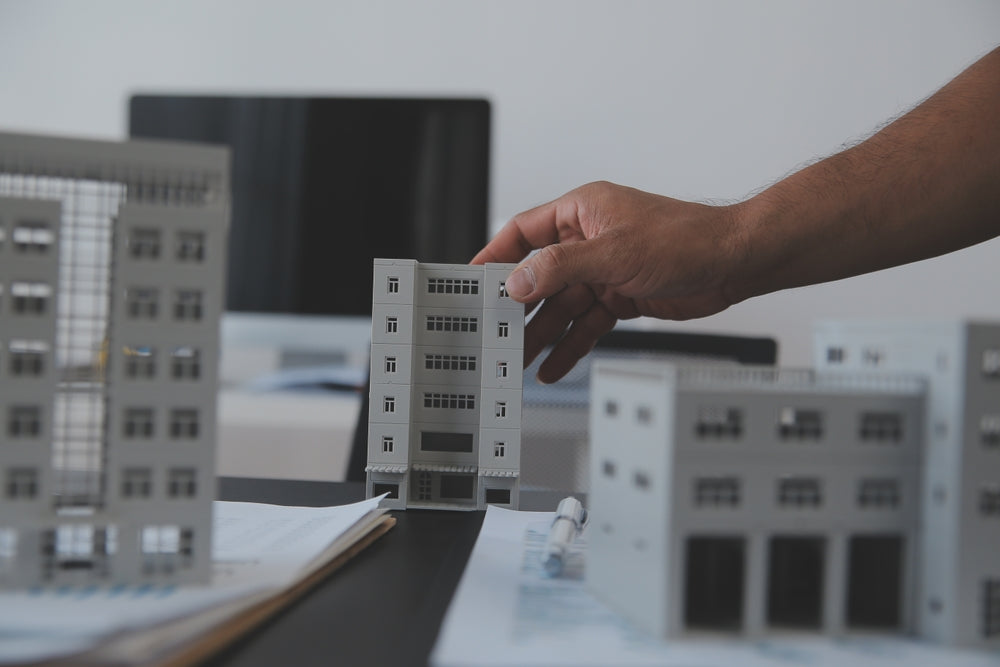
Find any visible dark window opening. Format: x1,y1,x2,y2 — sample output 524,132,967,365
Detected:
421,431,474,453
373,483,399,499
485,488,511,505
439,474,474,500
684,536,745,631
847,535,903,629
767,536,825,629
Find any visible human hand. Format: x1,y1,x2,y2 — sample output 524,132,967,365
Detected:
471,181,747,383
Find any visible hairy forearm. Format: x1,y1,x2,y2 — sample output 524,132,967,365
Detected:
727,45,1000,302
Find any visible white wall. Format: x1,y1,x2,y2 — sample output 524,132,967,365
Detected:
1,0,998,365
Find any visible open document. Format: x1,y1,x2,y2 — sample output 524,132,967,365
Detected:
432,506,998,667
0,496,392,665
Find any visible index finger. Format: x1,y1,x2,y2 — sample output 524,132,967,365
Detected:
469,199,562,265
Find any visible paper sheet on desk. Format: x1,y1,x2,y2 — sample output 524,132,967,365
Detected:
432,506,1000,667
0,496,384,665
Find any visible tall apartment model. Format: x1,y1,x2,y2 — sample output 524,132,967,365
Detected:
814,320,1000,648
588,363,927,640
366,259,522,510
0,131,228,586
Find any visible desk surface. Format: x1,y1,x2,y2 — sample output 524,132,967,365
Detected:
211,477,562,667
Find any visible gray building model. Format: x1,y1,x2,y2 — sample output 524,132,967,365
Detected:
587,319,999,651
0,131,228,586
366,259,523,510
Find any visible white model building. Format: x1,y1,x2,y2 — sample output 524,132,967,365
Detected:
366,259,523,510
814,319,1000,648
588,362,928,641
0,131,228,586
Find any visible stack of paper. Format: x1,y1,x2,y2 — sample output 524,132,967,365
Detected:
0,496,392,665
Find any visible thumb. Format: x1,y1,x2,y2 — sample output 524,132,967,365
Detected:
503,239,607,302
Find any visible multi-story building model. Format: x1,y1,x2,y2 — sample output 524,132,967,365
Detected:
814,319,1000,648
366,259,522,510
588,362,928,641
587,319,1000,652
0,131,228,586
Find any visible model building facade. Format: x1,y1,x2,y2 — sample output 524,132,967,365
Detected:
814,319,1000,648
0,131,228,586
588,362,926,640
366,259,522,510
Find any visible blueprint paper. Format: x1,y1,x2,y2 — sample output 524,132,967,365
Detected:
432,506,1000,666
0,496,383,664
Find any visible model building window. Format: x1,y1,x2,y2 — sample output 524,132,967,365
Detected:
124,346,156,379
695,406,743,439
169,408,199,439
167,468,197,498
382,436,394,453
9,340,46,377
7,406,41,438
984,580,1000,638
175,230,205,262
495,401,507,418
11,281,51,315
384,396,396,413
12,221,54,254
777,477,822,508
982,415,1000,448
497,321,510,338
980,486,1000,517
427,277,479,295
826,346,845,363
123,407,154,438
384,356,397,373
497,361,508,379
6,468,38,500
984,349,1000,379
54,525,97,564
602,460,616,477
498,281,509,298
490,442,505,458
684,537,746,631
857,478,901,509
694,477,740,507
605,400,618,417
126,287,159,319
128,227,161,259
386,276,399,294
633,471,651,490
778,408,823,440
859,412,903,443
862,347,884,366
171,346,201,380
424,354,477,371
423,393,476,410
636,406,653,424
417,471,432,501
141,525,181,556
173,289,203,321
386,316,398,333
425,315,478,332
121,467,152,499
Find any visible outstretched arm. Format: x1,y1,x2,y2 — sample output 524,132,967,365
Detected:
473,45,1000,383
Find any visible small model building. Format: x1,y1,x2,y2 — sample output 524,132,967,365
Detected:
814,319,1000,648
588,363,927,640
366,259,523,510
0,131,228,586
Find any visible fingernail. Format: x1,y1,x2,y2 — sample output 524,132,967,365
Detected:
506,267,534,298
